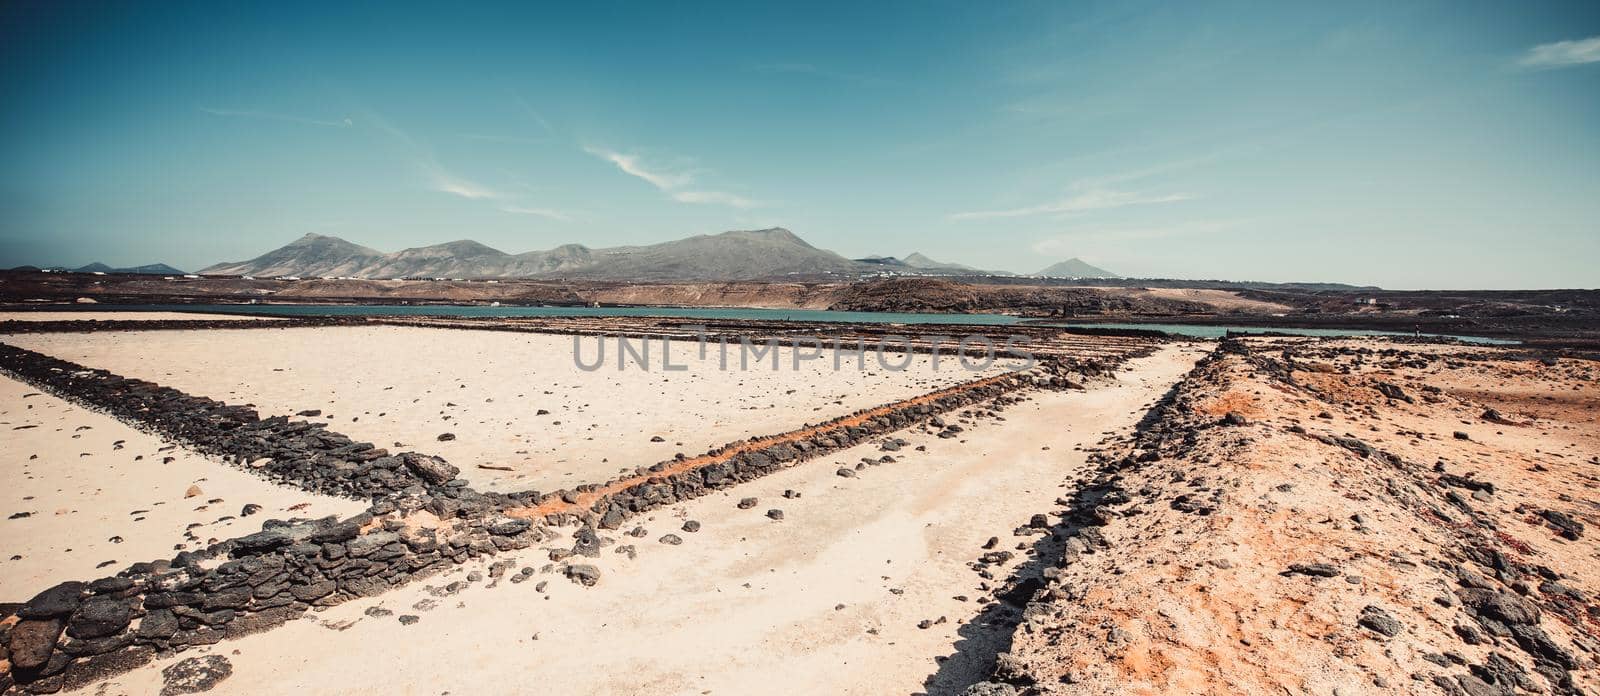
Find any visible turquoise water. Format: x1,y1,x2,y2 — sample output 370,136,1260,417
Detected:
61,304,1517,343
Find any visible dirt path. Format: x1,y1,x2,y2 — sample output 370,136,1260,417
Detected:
101,344,1203,696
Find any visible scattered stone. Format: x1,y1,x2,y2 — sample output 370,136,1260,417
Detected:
737,497,758,509
1539,509,1584,540
1284,562,1340,578
398,615,420,626
766,509,784,521
565,564,601,587
400,452,459,486
682,520,701,533
961,683,1019,696
1374,382,1412,403
659,534,683,546
1357,605,1403,637
436,432,456,441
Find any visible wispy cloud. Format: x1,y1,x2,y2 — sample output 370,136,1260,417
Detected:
950,187,1193,221
584,146,763,208
361,107,570,217
200,107,352,128
1518,36,1600,69
512,94,554,132
670,190,762,209
431,173,504,201
500,205,574,221
585,147,693,190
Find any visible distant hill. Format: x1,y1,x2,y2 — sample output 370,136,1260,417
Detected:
854,255,909,268
851,252,1003,276
69,262,187,275
1034,258,1120,279
902,252,981,273
202,228,867,281
199,234,384,277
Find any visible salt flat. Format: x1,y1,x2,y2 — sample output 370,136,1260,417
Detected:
94,344,1202,696
6,325,1018,493
0,376,361,598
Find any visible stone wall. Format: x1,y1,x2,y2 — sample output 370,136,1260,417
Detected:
0,343,455,500
0,337,1144,695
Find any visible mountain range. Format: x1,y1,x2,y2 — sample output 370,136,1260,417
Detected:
198,228,1119,282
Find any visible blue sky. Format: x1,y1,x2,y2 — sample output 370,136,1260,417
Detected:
1,0,1597,289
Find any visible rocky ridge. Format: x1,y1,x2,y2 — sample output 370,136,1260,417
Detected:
960,338,1599,695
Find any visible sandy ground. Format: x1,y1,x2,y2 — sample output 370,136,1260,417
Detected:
1100,287,1293,313
6,326,1018,493
0,376,361,599
85,344,1203,696
998,338,1600,694
0,311,275,322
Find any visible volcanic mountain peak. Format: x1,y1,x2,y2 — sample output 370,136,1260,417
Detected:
1035,257,1120,279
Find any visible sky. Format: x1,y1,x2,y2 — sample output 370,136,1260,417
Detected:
1,0,1597,289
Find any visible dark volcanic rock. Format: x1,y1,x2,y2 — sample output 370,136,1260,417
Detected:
136,609,180,640
19,581,87,619
66,597,134,639
1457,588,1540,626
1284,563,1340,578
1357,605,1403,637
1539,509,1584,540
565,564,601,587
961,683,1020,696
400,452,459,486
290,580,336,602
1373,381,1412,403
8,618,66,670
488,518,531,536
